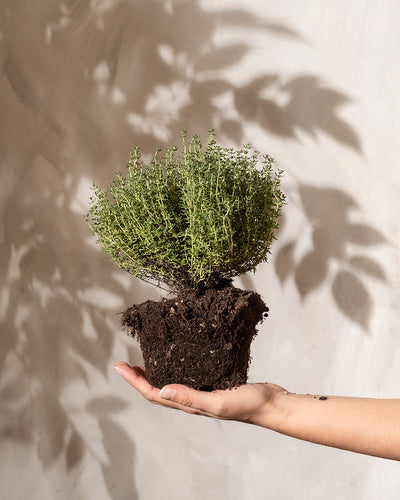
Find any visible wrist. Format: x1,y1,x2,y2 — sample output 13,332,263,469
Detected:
250,384,292,429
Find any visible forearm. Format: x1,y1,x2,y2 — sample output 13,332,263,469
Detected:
261,392,400,460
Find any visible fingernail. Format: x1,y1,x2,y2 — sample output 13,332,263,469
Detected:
159,387,176,401
113,364,123,374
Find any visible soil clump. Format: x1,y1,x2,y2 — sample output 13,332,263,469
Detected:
122,286,268,391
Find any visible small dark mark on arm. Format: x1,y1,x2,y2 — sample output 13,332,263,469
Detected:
307,394,328,400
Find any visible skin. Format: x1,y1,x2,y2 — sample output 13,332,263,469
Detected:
114,362,400,461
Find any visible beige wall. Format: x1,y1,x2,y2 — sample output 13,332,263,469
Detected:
1,1,399,498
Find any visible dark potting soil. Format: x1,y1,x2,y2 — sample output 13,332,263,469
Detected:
121,286,268,391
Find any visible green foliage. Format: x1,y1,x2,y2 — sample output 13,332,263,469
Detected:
86,131,285,291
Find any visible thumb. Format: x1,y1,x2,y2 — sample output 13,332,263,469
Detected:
159,386,178,401
159,384,218,413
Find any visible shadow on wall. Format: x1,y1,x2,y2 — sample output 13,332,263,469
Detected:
275,186,387,331
233,75,361,151
86,395,138,499
0,0,385,496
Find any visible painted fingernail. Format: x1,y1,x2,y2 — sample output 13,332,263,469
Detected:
159,387,176,401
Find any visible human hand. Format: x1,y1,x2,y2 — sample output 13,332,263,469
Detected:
114,362,288,427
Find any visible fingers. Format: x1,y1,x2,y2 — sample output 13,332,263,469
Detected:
158,384,227,418
114,362,226,418
114,362,160,403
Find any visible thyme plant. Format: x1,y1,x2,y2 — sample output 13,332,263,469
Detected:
86,131,285,292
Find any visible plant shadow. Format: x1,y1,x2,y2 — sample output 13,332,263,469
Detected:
233,75,361,151
274,185,387,330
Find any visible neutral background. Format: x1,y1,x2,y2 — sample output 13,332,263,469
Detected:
1,1,399,499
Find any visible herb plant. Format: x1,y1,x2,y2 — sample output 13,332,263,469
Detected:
86,131,285,292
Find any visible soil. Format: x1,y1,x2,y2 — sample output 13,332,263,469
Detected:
121,285,268,391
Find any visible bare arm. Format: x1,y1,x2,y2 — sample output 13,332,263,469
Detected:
264,392,400,460
114,362,400,461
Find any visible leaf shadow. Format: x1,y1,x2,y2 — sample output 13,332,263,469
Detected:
233,75,361,152
87,396,139,500
97,417,139,500
275,184,387,330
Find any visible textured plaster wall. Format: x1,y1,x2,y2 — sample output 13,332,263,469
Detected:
1,1,399,499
